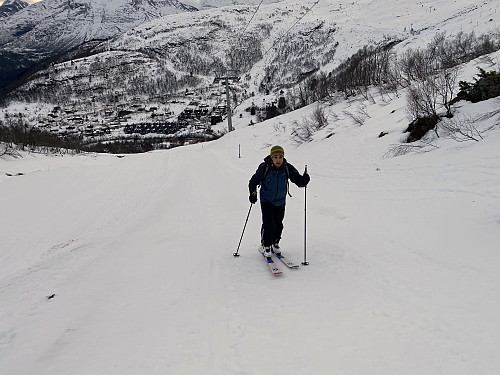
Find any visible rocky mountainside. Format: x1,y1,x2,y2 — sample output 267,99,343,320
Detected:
0,0,197,88
0,0,29,18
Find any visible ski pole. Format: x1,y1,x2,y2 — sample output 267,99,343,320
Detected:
234,203,253,257
302,165,309,266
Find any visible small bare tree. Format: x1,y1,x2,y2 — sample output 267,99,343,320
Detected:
436,66,461,118
406,77,439,121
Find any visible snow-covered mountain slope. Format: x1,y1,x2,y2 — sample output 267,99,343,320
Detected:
0,0,29,18
1,49,500,374
0,0,196,52
12,0,500,92
0,0,283,88
0,0,197,88
4,0,498,104
196,0,283,9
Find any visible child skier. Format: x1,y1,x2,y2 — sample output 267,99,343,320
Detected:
248,145,310,259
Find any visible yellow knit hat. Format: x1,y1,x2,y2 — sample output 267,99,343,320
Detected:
270,145,284,158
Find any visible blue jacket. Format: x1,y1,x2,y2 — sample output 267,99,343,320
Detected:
249,156,308,206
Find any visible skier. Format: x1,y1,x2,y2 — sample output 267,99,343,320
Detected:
249,145,310,259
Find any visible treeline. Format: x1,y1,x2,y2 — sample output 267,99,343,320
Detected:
0,120,219,155
285,30,499,109
0,120,83,153
330,31,499,97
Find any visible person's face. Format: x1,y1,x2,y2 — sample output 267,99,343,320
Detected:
272,154,284,168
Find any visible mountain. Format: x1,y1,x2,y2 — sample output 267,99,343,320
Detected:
0,0,198,88
0,0,29,18
3,0,498,107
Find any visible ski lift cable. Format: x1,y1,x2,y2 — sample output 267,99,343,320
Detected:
237,0,266,43
262,0,320,56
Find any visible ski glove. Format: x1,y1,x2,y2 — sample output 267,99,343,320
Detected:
303,173,310,186
249,192,258,204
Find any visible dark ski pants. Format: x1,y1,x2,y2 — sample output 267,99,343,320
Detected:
260,202,285,247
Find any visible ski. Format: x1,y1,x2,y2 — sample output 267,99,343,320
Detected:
274,253,300,269
258,246,282,276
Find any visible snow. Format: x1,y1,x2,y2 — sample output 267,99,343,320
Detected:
2,49,500,373
1,0,500,373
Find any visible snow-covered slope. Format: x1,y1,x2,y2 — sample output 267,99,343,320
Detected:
1,49,500,374
196,0,283,9
0,0,282,88
0,0,197,88
0,0,196,53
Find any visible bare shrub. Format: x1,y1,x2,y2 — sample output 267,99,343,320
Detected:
384,136,438,157
0,143,20,158
291,118,314,144
273,122,286,132
384,143,426,157
291,105,329,144
311,105,329,130
343,104,368,126
440,115,484,142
